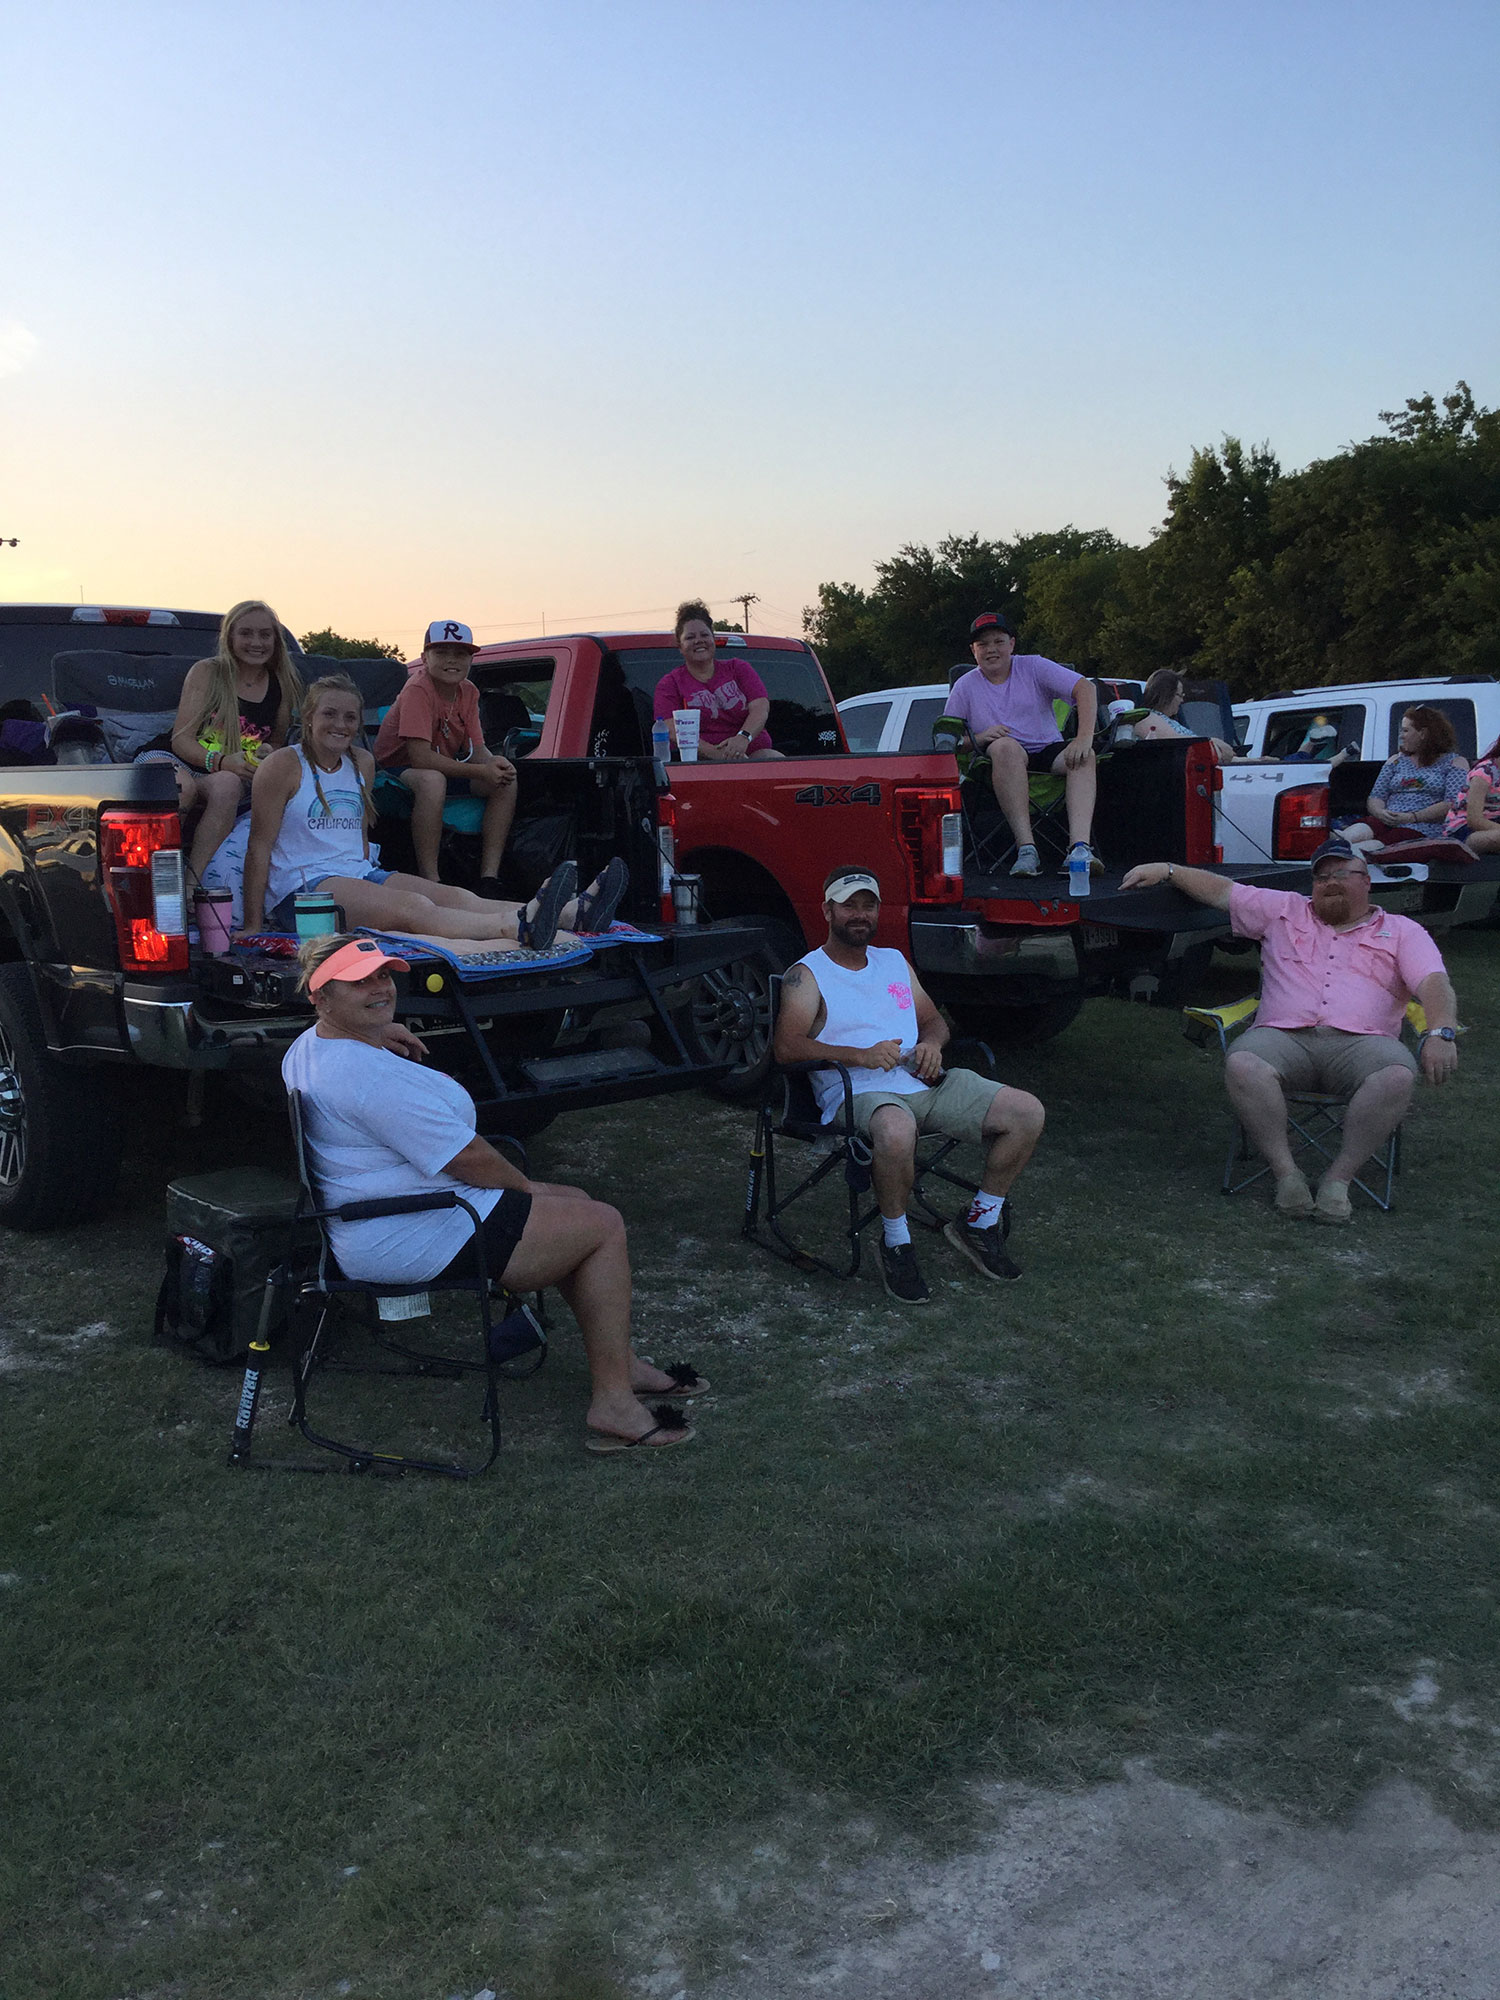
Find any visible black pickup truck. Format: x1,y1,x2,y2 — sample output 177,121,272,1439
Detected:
0,604,762,1229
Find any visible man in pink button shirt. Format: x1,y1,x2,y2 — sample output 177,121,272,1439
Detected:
1123,839,1458,1223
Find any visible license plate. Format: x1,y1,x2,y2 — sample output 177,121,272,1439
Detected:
1081,923,1118,949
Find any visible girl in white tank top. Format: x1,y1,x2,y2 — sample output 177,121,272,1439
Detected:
264,750,375,911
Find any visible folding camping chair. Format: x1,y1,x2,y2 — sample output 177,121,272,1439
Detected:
254,1090,545,1476
1181,997,1425,1213
742,975,991,1277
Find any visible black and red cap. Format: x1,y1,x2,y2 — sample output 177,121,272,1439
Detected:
969,612,1017,640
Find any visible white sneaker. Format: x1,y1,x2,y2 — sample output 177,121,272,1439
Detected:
1009,844,1041,877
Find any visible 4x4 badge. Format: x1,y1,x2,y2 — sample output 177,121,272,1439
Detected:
793,783,881,807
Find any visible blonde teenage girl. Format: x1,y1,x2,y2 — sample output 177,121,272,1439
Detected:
162,600,304,883
240,675,623,946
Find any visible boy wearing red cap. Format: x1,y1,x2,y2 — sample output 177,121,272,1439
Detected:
947,612,1100,877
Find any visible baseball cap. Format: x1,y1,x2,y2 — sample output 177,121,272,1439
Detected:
969,612,1017,640
1309,837,1370,874
824,870,882,904
424,619,478,650
308,937,410,992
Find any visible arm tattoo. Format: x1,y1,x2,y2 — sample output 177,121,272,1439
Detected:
781,964,807,987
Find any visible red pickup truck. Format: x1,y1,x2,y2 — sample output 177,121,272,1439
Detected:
471,629,1243,1089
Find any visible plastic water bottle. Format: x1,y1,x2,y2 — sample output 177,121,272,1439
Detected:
1067,846,1091,900
651,717,672,763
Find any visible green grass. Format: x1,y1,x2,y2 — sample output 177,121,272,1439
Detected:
3,930,1499,1998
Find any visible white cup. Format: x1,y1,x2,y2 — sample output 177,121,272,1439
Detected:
672,709,701,762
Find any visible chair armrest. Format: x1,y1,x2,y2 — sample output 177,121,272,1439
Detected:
308,1190,492,1286
770,1057,857,1131
1182,995,1259,1054
326,1190,462,1221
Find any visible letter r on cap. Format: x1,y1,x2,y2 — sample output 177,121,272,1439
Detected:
444,622,462,640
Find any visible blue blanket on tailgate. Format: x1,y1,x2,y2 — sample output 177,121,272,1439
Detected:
355,930,595,979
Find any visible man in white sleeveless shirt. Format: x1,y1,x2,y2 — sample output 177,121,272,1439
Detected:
773,867,1046,1304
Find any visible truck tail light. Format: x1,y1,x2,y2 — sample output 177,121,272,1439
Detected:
894,785,964,902
1272,784,1330,860
1184,741,1218,863
100,809,190,972
656,790,679,925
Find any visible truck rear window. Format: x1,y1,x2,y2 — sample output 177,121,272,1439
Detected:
1262,704,1367,761
899,697,947,752
1387,697,1477,759
841,699,891,752
592,645,844,758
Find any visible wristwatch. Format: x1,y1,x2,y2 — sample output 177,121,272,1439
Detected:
1419,1027,1457,1045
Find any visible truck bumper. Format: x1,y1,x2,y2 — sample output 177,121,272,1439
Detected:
122,994,292,1068
910,918,1079,987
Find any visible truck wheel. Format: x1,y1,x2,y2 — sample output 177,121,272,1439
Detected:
0,963,124,1230
948,992,1084,1049
681,918,800,1101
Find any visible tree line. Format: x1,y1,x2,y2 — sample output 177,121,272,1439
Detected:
803,384,1500,702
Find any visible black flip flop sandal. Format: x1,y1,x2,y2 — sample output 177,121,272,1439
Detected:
634,1361,711,1399
516,860,577,950
585,1404,695,1453
574,855,630,934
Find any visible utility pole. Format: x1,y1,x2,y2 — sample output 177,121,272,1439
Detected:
731,592,759,633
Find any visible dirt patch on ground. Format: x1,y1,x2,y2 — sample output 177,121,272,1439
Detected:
680,1770,1500,1999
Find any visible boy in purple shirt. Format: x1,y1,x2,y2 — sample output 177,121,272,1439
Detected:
946,612,1100,876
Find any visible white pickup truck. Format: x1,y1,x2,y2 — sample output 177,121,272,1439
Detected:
841,673,1500,868
1222,676,1500,864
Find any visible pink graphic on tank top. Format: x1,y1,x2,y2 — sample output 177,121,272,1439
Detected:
888,982,913,1010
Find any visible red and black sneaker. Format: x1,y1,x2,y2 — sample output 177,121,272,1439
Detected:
944,1216,1022,1282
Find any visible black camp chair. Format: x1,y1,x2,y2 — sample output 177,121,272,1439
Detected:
49,648,196,763
300,654,408,740
272,1089,544,1477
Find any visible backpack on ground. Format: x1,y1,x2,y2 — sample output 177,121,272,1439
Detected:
154,1169,314,1365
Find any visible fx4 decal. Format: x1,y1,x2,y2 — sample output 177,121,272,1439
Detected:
793,783,882,807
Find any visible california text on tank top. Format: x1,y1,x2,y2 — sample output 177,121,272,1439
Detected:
266,751,370,909
798,944,925,1123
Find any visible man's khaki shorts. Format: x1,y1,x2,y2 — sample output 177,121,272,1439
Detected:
1233,1024,1416,1096
849,1067,1000,1143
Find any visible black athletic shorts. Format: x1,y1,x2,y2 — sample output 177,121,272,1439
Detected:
977,741,1065,774
435,1188,532,1285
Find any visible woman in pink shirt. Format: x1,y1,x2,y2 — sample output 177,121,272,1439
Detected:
653,600,784,762
1445,733,1500,856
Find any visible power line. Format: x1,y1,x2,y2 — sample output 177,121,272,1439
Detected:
379,592,776,646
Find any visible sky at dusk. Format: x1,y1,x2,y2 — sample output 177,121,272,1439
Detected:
3,0,1496,652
